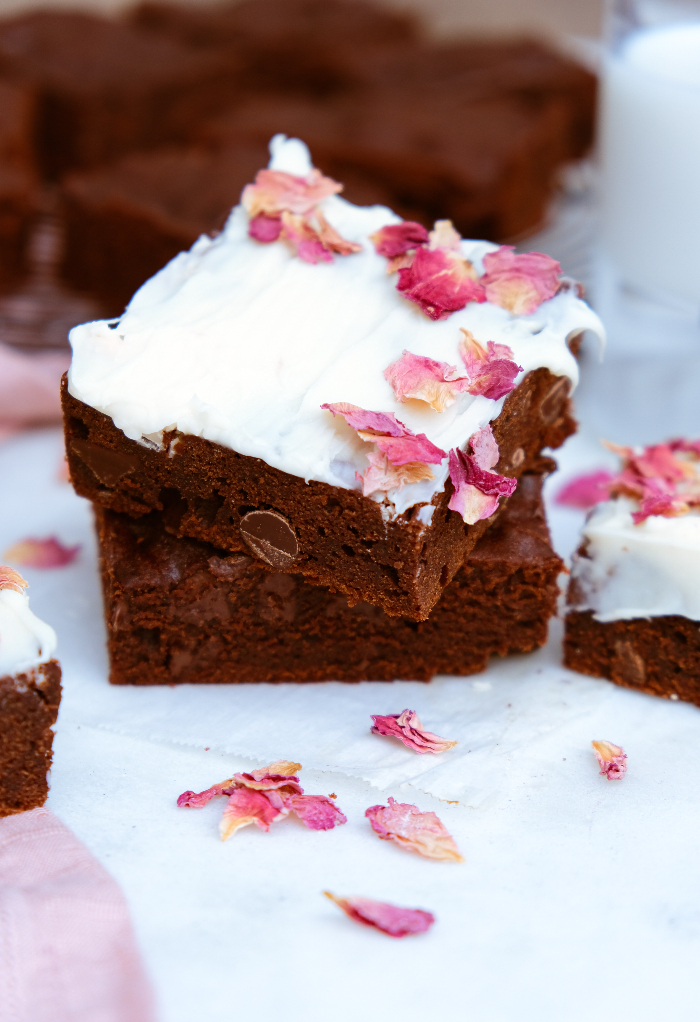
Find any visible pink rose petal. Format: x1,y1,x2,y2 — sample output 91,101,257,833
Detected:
428,219,462,251
365,797,464,862
373,432,445,467
316,210,362,257
177,780,235,808
555,471,615,509
448,446,516,524
322,402,405,437
603,438,700,523
397,246,486,320
4,536,81,568
370,222,430,260
0,565,28,594
324,892,435,937
470,423,500,471
285,794,347,830
458,330,522,400
481,246,561,315
220,788,284,841
242,167,342,219
248,212,283,243
358,452,434,497
592,740,627,780
384,351,470,412
280,211,333,264
370,709,457,754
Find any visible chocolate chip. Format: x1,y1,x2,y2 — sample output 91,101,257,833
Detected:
70,438,142,487
240,510,298,570
540,377,570,424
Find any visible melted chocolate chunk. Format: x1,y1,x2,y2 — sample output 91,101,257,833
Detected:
239,510,299,570
70,438,142,487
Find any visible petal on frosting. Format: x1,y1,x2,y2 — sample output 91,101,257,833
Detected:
280,211,333,264
447,447,516,524
248,213,282,243
370,222,430,259
365,798,464,862
428,219,462,251
592,740,627,780
4,536,81,568
324,892,435,938
555,470,615,509
242,167,342,218
458,330,522,400
370,709,458,754
316,210,362,256
359,452,434,496
470,424,500,471
481,246,561,315
285,794,347,830
384,350,469,412
0,565,28,593
220,788,284,841
373,432,446,466
321,402,405,437
177,780,234,808
604,439,700,522
397,246,485,320
632,493,689,525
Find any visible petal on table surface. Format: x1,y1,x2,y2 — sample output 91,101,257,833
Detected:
365,798,464,862
371,709,457,754
4,536,81,568
324,892,435,937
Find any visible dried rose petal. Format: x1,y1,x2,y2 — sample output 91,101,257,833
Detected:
359,453,434,497
324,892,435,938
285,794,347,830
316,210,362,257
177,780,234,808
470,424,499,471
632,494,689,525
448,446,516,524
248,212,283,243
555,471,614,509
592,740,627,780
458,330,522,400
365,798,464,862
397,246,485,320
322,402,445,469
4,536,81,568
602,439,700,523
371,709,457,754
242,167,341,219
0,565,28,594
322,402,405,437
428,219,462,251
220,787,284,841
280,211,333,264
370,222,430,260
231,770,303,795
481,246,561,315
384,351,470,412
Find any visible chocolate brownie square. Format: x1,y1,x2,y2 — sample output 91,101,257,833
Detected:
0,79,39,289
96,473,561,684
0,660,62,816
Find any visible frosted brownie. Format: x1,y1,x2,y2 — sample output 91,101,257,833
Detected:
63,135,603,620
0,567,61,816
565,439,700,706
96,473,561,683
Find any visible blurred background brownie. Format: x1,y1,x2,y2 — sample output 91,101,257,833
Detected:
96,473,562,684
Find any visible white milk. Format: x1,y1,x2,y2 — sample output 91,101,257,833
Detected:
600,22,700,304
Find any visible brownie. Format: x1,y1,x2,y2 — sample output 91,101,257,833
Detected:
60,141,269,313
0,659,62,816
63,367,573,622
564,611,700,707
0,10,244,180
0,79,39,289
96,473,561,684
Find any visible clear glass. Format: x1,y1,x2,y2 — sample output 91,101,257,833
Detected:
599,0,700,306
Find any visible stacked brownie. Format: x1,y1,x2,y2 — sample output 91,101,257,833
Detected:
61,135,604,682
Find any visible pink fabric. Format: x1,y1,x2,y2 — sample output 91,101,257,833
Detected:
0,343,69,441
0,807,156,1022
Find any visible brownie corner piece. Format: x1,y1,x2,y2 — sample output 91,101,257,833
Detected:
0,659,62,817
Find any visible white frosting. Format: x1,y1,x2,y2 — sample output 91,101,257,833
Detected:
68,135,605,517
569,497,700,622
0,587,57,677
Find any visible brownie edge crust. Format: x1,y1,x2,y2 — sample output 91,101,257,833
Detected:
0,659,62,816
564,611,700,707
63,367,574,621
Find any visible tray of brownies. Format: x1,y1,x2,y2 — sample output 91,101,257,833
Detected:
1,2,699,1021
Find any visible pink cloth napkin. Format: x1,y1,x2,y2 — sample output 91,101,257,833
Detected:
0,342,69,443
0,807,156,1022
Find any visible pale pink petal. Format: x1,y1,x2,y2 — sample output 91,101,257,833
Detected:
632,494,689,525
321,402,405,437
0,565,28,593
448,483,499,524
555,471,615,509
371,709,458,754
458,330,521,400
373,432,445,466
284,794,347,830
470,424,500,471
248,212,282,243
369,222,429,259
242,167,342,218
428,219,461,251
248,760,301,779
280,211,332,264
316,210,362,256
231,769,303,795
4,536,81,568
358,452,434,497
384,350,469,412
603,438,700,523
397,246,485,320
220,788,284,841
322,403,446,465
447,447,516,523
324,892,435,937
592,740,627,780
481,246,561,315
177,780,234,808
365,798,464,862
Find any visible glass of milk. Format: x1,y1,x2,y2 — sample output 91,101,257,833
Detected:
599,0,700,307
